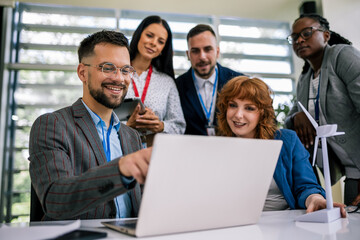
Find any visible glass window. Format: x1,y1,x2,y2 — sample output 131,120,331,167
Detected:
21,31,87,45
218,17,294,117
221,58,291,74
22,12,116,28
220,42,289,56
19,50,78,65
220,25,289,39
262,78,293,92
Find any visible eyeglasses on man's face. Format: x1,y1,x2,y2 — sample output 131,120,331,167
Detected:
287,27,325,44
83,62,135,79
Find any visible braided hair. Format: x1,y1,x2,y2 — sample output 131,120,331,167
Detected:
293,14,352,73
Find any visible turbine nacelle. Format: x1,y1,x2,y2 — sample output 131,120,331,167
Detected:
317,125,343,138
297,102,345,166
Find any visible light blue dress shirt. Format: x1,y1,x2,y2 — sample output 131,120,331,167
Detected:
82,100,133,218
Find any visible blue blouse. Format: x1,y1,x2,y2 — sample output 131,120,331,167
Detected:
273,129,326,209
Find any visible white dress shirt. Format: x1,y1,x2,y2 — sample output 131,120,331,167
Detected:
193,68,218,126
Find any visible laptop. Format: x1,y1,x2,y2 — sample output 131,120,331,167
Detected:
102,134,282,237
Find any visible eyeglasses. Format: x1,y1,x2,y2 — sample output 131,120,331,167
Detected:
287,27,325,44
83,62,135,79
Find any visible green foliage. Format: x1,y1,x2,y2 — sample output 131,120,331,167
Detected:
13,172,31,192
11,192,30,223
275,103,291,128
11,215,30,223
274,95,295,128
12,200,30,216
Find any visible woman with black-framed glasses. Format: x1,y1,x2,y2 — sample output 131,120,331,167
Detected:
285,13,360,207
124,16,186,147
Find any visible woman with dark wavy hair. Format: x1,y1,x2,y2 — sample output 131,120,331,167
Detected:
125,15,185,146
284,13,360,206
217,76,346,216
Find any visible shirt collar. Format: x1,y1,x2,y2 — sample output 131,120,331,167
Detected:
81,99,121,131
193,66,218,88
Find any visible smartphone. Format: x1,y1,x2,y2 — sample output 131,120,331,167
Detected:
114,98,145,120
54,229,107,240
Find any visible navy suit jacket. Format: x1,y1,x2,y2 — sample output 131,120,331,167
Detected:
176,63,243,135
29,98,142,220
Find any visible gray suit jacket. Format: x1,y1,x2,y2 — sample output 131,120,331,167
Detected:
29,98,143,220
285,44,360,172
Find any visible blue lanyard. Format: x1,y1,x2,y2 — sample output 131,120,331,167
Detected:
314,72,321,123
94,113,113,162
192,68,218,125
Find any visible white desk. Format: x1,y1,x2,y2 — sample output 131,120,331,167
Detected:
2,210,360,239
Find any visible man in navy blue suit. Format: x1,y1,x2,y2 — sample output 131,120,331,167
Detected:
176,24,244,135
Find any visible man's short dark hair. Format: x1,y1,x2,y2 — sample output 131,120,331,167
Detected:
186,24,216,42
78,30,129,63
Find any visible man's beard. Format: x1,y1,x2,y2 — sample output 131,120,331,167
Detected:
194,63,215,79
89,81,128,109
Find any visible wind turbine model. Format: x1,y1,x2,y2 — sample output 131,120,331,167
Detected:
295,101,343,223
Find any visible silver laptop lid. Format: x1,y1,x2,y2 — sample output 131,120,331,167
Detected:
136,134,282,237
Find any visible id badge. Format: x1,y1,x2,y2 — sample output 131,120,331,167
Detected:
206,126,216,136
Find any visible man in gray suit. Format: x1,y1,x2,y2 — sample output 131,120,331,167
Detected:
29,30,151,220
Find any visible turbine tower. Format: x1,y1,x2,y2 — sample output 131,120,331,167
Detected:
296,101,343,223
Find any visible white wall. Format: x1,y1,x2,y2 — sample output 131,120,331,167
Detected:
322,0,360,49
16,0,302,22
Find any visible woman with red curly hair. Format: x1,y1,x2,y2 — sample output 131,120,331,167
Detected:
217,76,346,216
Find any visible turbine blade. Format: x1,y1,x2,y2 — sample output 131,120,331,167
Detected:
312,137,319,166
298,101,318,128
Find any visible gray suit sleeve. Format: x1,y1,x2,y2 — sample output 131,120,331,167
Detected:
334,45,360,114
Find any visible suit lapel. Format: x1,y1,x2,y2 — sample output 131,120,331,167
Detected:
298,70,312,109
118,126,128,155
216,63,227,90
319,46,330,118
72,98,107,165
184,69,207,122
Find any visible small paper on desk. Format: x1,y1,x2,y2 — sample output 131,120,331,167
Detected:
0,219,80,240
